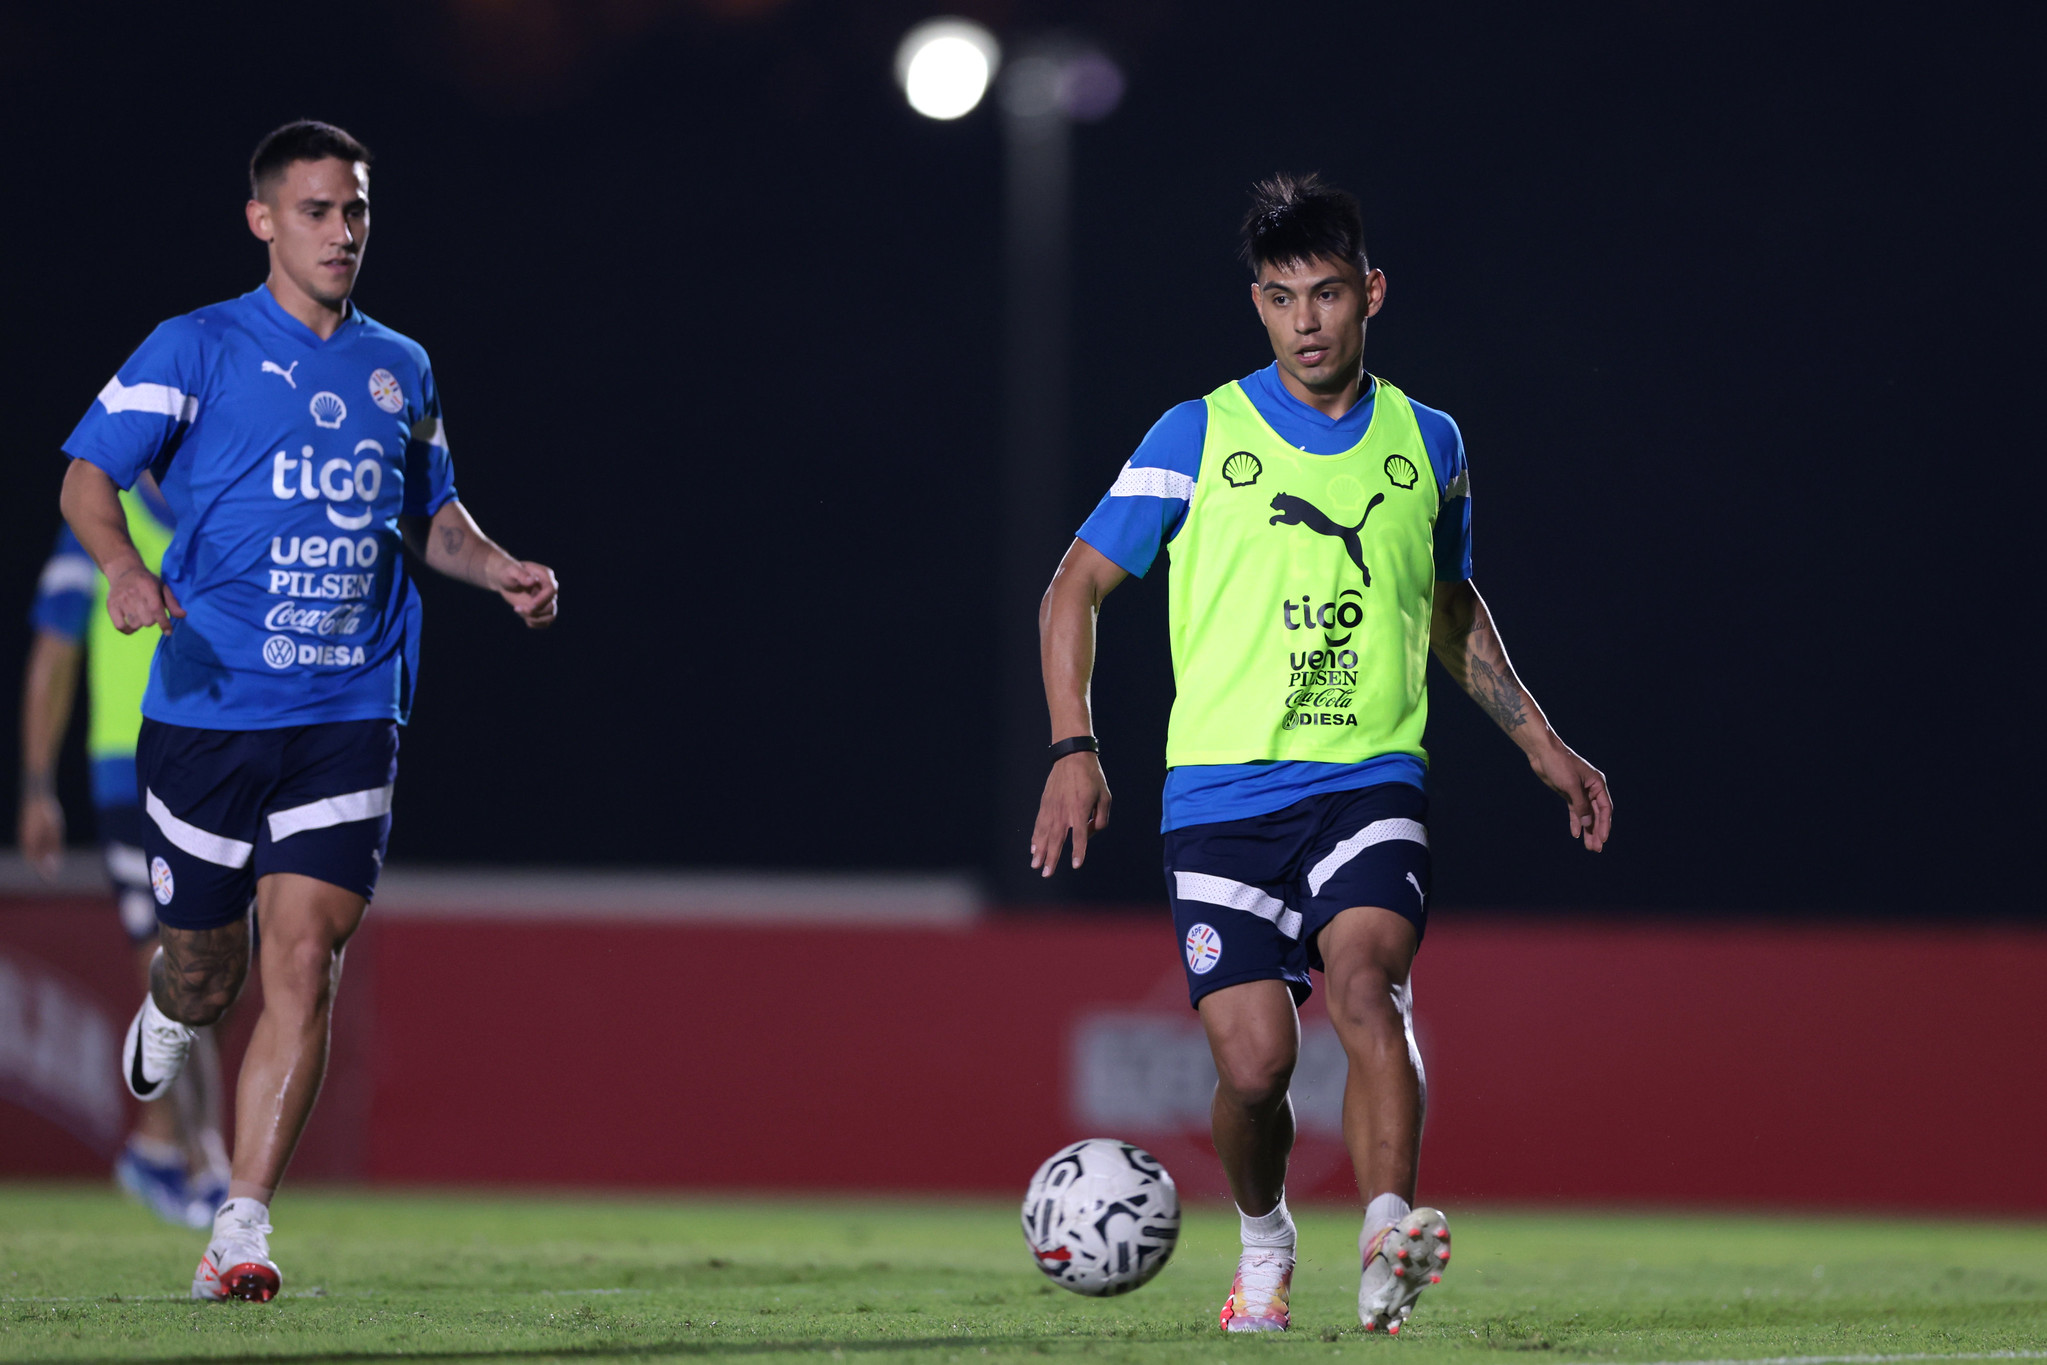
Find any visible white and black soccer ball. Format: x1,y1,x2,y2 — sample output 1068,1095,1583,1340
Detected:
1020,1138,1181,1296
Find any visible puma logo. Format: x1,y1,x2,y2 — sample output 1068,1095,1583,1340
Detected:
1268,491,1386,584
261,360,299,388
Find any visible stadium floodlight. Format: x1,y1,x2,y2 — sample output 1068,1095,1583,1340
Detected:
895,18,1001,120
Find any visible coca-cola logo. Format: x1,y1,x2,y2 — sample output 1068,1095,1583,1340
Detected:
262,601,369,637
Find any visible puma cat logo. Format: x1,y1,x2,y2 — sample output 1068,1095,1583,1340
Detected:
261,360,300,388
1268,491,1386,584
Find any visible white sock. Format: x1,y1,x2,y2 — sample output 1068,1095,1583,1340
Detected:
1239,1196,1296,1250
142,993,194,1038
216,1197,268,1229
1365,1191,1411,1234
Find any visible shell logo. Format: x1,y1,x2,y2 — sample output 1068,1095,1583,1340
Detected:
1222,451,1262,488
1383,454,1419,490
310,391,348,429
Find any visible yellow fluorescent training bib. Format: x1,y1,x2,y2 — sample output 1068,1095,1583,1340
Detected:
1164,376,1437,768
86,489,173,760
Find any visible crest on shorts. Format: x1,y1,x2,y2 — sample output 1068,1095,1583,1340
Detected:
150,857,175,906
1184,922,1223,975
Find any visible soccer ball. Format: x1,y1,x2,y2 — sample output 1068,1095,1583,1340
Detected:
1020,1138,1181,1296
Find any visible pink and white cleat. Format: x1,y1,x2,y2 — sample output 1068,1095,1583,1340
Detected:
1360,1207,1450,1334
191,1198,281,1303
1219,1247,1293,1332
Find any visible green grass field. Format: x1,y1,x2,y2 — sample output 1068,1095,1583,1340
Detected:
3,1184,2043,1363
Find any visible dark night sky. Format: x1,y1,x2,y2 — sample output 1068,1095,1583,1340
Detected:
2,1,2037,915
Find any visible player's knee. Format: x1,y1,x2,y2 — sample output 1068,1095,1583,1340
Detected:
268,937,344,1014
156,948,246,1026
1212,1044,1295,1112
161,967,242,1026
1326,965,1402,1038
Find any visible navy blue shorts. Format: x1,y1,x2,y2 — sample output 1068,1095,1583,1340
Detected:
97,804,161,945
136,719,398,932
1164,782,1431,1009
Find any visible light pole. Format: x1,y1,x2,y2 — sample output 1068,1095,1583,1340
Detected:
898,20,1123,904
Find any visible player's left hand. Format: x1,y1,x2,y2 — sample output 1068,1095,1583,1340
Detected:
1528,739,1612,852
491,560,559,629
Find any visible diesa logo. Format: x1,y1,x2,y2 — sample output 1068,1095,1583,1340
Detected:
271,438,386,530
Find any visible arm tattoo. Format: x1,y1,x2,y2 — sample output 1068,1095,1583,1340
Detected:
438,523,467,556
1467,654,1530,731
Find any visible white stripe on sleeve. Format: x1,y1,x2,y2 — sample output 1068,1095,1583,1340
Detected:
1108,463,1195,501
267,784,395,843
36,555,97,596
1440,471,1469,502
1173,871,1304,940
410,416,449,450
96,378,198,423
145,789,253,869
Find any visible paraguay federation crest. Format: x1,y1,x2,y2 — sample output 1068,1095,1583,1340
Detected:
368,368,404,414
150,857,175,906
1184,922,1223,975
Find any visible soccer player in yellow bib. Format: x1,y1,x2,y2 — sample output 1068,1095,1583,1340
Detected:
18,477,230,1225
1031,174,1612,1335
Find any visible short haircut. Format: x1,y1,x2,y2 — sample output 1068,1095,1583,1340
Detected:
249,120,373,201
1238,172,1369,279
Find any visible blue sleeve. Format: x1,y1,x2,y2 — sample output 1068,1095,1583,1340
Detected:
29,526,95,642
60,319,206,490
401,360,459,517
1074,400,1207,578
1412,400,1472,581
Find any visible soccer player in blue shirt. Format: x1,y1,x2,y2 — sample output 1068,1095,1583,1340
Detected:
58,121,559,1302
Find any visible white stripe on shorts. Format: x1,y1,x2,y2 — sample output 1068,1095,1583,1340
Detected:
1306,817,1430,898
266,784,394,843
104,840,150,889
145,789,254,869
1173,871,1303,940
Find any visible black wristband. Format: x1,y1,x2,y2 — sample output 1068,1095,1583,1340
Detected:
1047,736,1100,762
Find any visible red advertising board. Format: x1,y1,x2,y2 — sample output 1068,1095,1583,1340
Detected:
5,872,2043,1210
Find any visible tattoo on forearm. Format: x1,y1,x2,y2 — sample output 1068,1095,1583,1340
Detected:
1468,655,1530,731
438,523,467,557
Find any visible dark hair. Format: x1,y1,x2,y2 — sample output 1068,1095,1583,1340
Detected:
249,120,373,200
1238,172,1368,279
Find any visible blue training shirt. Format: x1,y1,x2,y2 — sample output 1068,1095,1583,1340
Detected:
62,285,459,730
1075,364,1473,832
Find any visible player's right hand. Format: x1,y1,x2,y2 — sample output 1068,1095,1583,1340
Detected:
105,565,184,635
18,793,65,881
1030,753,1112,877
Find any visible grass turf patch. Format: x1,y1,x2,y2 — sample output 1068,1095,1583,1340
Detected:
2,1184,2044,1362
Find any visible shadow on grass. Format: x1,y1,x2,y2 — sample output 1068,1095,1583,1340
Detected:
55,1335,1132,1364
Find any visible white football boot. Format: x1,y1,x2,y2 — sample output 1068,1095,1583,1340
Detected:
1359,1206,1450,1333
1218,1247,1293,1332
191,1198,281,1302
122,995,196,1102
